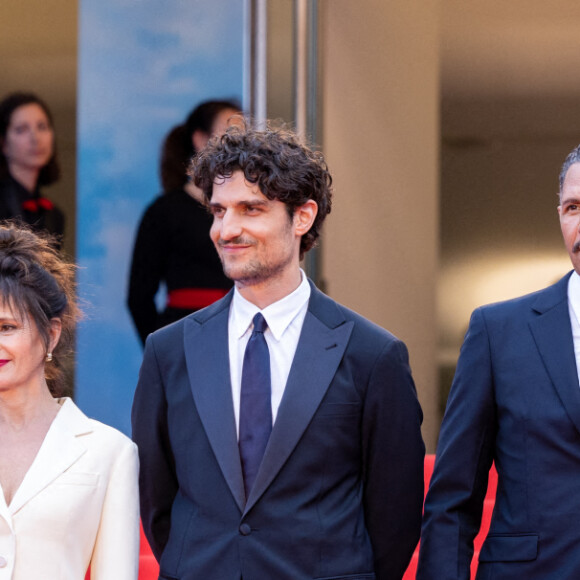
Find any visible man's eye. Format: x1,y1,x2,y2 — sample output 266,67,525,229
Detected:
212,208,225,217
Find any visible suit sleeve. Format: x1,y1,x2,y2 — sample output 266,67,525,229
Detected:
90,438,140,580
417,308,496,580
362,337,425,580
131,334,179,561
127,201,168,345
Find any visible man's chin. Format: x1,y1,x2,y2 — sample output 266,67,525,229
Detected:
222,264,253,284
222,264,269,287
226,273,262,286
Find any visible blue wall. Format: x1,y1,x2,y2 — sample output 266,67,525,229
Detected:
76,0,244,434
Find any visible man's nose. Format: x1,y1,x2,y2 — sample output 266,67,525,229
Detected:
220,211,243,240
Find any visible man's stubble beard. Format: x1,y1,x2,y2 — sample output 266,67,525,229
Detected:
220,250,295,288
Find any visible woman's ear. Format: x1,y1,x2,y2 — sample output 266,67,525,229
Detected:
48,318,62,354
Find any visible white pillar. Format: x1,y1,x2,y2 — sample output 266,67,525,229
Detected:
320,0,440,450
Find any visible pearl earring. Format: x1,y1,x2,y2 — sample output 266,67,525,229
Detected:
45,352,53,362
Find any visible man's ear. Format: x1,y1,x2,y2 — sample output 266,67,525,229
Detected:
294,199,318,236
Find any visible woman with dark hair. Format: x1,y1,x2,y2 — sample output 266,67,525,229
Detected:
0,93,65,241
0,224,139,579
128,99,240,345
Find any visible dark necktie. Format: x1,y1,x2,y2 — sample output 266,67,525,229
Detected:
239,312,272,497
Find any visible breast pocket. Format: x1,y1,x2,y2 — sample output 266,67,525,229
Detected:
57,471,99,486
19,471,101,538
316,402,361,418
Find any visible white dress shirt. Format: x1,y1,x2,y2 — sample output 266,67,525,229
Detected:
228,270,311,436
567,271,580,388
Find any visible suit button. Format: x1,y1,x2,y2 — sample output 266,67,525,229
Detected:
239,523,252,536
0,556,7,568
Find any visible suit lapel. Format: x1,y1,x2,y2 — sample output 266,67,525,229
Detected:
10,398,89,515
184,296,246,513
529,272,580,436
245,284,354,513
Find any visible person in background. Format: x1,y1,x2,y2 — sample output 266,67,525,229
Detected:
0,224,139,579
0,92,65,242
127,99,240,345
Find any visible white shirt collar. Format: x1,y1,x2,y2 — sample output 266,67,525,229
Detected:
569,271,580,319
231,269,311,341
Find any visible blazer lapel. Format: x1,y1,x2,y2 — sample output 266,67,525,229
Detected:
245,284,354,513
184,296,246,513
10,398,90,515
529,271,580,436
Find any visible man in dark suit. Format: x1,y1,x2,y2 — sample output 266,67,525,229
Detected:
418,144,580,580
132,122,424,580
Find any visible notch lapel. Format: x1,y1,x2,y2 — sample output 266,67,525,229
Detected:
184,301,246,513
529,272,580,436
245,288,354,513
10,399,89,516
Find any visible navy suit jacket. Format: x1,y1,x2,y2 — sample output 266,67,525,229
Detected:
418,272,580,580
132,281,424,580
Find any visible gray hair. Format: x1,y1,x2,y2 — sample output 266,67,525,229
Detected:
559,144,580,201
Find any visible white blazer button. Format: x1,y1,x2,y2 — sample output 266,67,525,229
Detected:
0,556,7,568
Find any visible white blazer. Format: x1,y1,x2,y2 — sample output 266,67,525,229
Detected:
0,397,139,580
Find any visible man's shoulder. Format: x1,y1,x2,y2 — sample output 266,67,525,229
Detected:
147,291,233,347
308,282,403,347
476,271,571,321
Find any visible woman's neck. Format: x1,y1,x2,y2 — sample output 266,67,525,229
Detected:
0,384,58,431
9,164,39,193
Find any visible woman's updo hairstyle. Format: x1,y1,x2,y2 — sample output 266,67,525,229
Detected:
0,223,79,395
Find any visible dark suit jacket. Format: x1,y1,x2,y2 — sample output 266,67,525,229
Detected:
132,281,424,580
418,272,580,580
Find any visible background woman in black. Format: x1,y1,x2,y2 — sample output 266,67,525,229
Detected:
0,92,65,241
128,100,240,345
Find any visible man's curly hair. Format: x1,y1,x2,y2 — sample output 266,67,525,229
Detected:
189,120,332,256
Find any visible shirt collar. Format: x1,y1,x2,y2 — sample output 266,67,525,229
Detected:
231,269,311,341
569,271,580,315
